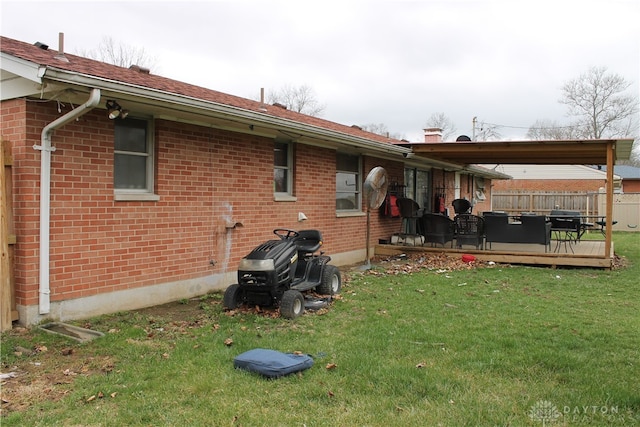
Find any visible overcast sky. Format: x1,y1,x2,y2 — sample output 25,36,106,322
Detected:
1,0,639,142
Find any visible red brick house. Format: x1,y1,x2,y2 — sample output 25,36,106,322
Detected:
602,165,640,193
1,35,506,326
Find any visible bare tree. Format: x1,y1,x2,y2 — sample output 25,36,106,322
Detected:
266,84,325,116
425,112,457,141
359,123,404,140
359,123,388,135
560,66,639,139
526,119,582,140
474,119,502,141
77,36,158,70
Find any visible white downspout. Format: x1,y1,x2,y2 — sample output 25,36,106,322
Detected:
36,88,101,314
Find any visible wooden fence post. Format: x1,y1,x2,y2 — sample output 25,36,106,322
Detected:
1,138,12,331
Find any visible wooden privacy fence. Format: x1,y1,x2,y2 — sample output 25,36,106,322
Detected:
493,190,640,232
1,138,17,331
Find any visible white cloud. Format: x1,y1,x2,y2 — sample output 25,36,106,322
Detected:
2,0,638,142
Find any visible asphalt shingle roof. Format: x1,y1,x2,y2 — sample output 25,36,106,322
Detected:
1,35,399,146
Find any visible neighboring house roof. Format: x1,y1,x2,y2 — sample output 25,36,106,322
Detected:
599,165,640,180
486,164,620,181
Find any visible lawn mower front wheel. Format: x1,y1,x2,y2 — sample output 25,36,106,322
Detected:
316,265,341,295
223,284,242,310
280,290,305,319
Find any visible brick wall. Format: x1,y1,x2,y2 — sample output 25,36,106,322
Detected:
1,99,38,308
4,100,406,312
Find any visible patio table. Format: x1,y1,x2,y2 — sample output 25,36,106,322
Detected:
568,215,618,239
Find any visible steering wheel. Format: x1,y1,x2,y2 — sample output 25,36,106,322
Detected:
274,229,299,240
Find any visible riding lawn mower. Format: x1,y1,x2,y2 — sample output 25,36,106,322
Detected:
223,229,341,319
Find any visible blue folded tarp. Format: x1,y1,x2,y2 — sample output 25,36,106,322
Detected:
233,348,314,378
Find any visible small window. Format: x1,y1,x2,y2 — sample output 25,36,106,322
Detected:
336,153,361,211
274,140,292,196
114,118,157,201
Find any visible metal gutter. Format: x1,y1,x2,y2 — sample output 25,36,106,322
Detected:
37,67,412,158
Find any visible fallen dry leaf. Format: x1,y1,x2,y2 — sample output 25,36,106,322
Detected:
325,363,337,370
416,362,427,368
86,395,96,402
224,338,234,346
15,346,32,355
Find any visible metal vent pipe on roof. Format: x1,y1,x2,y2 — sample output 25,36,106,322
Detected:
55,32,69,62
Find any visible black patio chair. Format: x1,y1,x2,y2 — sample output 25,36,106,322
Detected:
452,198,472,215
421,213,455,247
396,197,421,235
454,214,485,249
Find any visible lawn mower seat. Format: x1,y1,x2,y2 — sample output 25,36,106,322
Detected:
294,230,323,255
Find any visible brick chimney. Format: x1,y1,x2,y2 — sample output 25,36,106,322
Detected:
423,128,443,143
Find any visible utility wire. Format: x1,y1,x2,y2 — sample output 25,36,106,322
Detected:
481,121,580,130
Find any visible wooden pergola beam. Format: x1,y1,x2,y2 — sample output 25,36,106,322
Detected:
406,139,632,165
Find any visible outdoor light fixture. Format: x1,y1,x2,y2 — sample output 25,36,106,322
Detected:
106,100,129,120
106,100,122,119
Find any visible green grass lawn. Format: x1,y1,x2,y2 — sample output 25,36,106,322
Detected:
2,233,639,426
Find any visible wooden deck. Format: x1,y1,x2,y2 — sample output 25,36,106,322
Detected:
375,238,614,268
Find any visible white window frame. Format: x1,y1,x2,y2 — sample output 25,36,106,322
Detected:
114,117,159,201
336,152,362,213
274,139,296,201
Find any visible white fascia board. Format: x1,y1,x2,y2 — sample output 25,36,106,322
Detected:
0,74,43,100
0,53,43,83
39,67,410,158
0,54,46,100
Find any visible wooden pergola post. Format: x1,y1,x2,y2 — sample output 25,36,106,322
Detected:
605,142,614,259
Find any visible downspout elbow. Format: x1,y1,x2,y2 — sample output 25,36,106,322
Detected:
41,88,101,142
